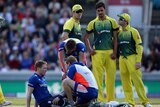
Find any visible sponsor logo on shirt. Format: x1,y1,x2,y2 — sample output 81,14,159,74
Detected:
120,41,130,44
97,30,110,34
39,83,47,87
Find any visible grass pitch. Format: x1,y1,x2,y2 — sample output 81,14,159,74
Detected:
5,97,160,107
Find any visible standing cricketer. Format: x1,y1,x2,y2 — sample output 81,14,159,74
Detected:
62,4,83,40
117,13,152,107
84,2,119,102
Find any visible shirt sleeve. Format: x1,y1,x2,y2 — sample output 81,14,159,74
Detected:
86,20,94,34
28,76,37,88
58,42,65,51
132,28,143,62
67,65,76,80
63,19,74,33
110,18,119,31
76,43,86,52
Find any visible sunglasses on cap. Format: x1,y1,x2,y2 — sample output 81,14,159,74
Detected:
119,17,126,21
75,9,83,13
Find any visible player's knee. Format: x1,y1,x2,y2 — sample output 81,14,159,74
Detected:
62,79,70,87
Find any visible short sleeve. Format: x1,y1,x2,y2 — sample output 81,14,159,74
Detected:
76,43,86,52
28,76,37,88
63,19,74,33
58,42,65,51
111,19,119,31
67,65,76,80
86,20,95,34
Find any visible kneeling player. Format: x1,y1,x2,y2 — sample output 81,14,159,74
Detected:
62,56,98,106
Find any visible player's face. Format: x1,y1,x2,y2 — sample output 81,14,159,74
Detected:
40,64,47,76
96,7,105,19
73,9,83,20
65,62,70,70
65,46,76,54
118,17,127,26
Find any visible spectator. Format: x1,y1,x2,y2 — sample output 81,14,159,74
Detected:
21,50,33,69
8,46,21,69
144,44,160,72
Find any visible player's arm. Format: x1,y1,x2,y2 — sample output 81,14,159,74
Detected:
62,32,69,40
58,50,67,73
26,86,34,107
34,101,38,107
79,52,87,65
84,21,96,55
133,29,143,62
132,28,143,69
78,43,87,65
62,20,73,40
111,19,119,59
112,30,118,59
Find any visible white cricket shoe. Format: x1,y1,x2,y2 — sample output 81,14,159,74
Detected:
144,103,152,107
2,101,12,106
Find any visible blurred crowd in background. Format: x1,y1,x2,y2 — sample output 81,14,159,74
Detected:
0,0,160,72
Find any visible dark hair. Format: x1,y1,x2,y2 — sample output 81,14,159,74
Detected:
66,56,77,64
95,1,105,9
65,39,76,52
34,60,47,71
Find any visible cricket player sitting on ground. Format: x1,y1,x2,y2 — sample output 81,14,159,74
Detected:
58,38,87,80
26,60,68,107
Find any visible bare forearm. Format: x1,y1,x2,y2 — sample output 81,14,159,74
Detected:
113,31,118,55
26,95,31,107
84,34,92,51
58,51,67,72
79,52,87,65
34,101,38,107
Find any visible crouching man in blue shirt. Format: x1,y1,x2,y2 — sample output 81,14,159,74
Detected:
26,60,66,107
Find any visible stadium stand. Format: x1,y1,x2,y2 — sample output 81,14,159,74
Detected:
0,0,159,73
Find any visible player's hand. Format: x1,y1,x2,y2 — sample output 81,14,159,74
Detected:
110,53,116,60
62,73,67,80
52,97,60,105
136,62,141,69
89,48,96,55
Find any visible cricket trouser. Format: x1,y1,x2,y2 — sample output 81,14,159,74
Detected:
119,55,149,106
0,85,5,104
91,50,116,102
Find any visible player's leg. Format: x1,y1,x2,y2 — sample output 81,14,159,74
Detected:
104,50,116,102
0,85,5,104
91,51,105,102
74,84,98,106
0,85,12,106
62,78,75,106
119,56,135,106
127,55,149,105
39,95,65,107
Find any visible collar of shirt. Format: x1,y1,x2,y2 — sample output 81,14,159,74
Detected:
96,15,109,21
120,24,131,31
71,62,84,66
71,17,80,23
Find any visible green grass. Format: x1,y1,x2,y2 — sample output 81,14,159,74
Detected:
116,98,160,104
5,97,160,106
6,97,35,106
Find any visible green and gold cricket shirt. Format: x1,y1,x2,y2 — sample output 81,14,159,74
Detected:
63,17,82,40
86,16,119,50
118,25,143,62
